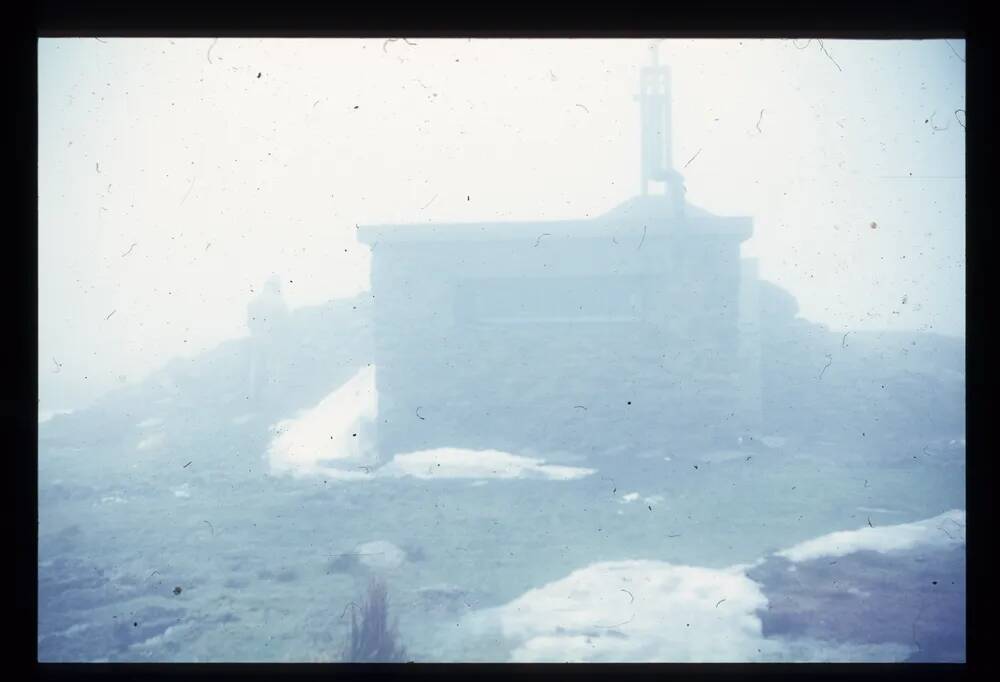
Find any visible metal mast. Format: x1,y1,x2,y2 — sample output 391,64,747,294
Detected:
637,42,686,215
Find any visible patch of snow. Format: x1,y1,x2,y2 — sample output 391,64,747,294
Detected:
776,509,965,563
38,408,74,424
616,491,664,507
467,559,769,662
378,448,595,481
855,506,904,515
231,413,255,425
173,484,191,499
129,621,192,653
136,432,166,451
136,417,163,429
267,366,378,477
43,621,95,643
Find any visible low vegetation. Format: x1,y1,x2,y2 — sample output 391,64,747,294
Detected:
342,578,408,662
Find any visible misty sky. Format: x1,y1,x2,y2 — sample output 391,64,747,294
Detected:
38,38,965,414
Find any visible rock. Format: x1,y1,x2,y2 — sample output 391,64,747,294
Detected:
747,512,966,662
355,540,407,572
328,540,417,574
415,583,476,613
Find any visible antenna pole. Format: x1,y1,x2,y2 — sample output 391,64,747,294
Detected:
637,41,685,213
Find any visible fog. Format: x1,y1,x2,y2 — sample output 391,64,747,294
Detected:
37,38,965,663
38,38,964,415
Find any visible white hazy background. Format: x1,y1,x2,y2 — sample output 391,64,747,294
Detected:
38,38,966,415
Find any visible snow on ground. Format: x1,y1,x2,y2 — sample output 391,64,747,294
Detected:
267,365,378,478
618,492,664,506
378,448,595,481
855,506,905,515
464,510,964,662
39,408,75,424
467,559,768,662
136,432,166,452
267,366,593,483
775,509,965,563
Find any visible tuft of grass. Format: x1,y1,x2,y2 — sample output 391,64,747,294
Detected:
342,577,408,662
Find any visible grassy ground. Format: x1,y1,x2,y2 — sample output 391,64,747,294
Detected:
38,426,964,661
